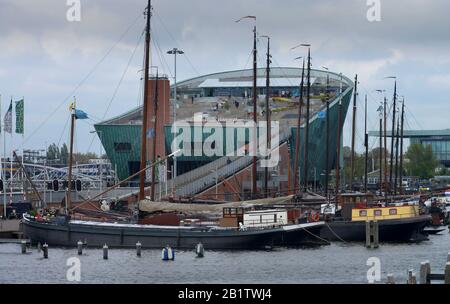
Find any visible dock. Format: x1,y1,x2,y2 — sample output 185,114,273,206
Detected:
0,219,23,239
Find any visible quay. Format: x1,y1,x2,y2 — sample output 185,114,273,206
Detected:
0,219,23,239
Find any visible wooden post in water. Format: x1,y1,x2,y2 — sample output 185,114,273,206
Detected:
136,242,142,257
103,244,108,260
386,274,395,284
445,262,450,284
21,240,26,254
420,261,431,284
43,243,48,259
365,220,379,248
77,240,83,255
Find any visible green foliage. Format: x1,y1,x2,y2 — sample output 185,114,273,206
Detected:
60,143,69,165
405,144,439,178
46,143,60,161
46,143,100,164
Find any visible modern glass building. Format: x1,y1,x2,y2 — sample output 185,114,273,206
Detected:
95,67,354,190
368,129,450,167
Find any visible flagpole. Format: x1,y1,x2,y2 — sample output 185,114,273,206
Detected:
2,98,6,218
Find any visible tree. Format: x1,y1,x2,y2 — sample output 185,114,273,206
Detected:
46,143,60,161
405,144,439,178
60,143,69,165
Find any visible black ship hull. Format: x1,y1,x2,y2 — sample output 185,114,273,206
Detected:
319,216,430,242
22,216,325,250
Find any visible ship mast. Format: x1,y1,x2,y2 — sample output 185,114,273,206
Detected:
350,74,358,191
67,98,76,212
139,0,152,201
383,97,388,199
251,25,258,198
364,95,368,193
399,99,405,195
379,105,383,195
150,71,159,201
335,74,343,195
389,80,397,194
262,35,270,198
303,47,311,191
293,59,305,193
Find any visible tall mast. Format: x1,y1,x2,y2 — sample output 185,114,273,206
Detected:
389,80,397,194
139,0,152,200
293,59,305,193
150,71,159,201
263,36,270,198
335,74,343,195
67,98,76,212
251,25,258,198
364,95,368,193
399,99,405,195
394,118,400,195
383,97,388,199
350,74,358,191
325,72,330,198
303,47,311,191
379,107,383,194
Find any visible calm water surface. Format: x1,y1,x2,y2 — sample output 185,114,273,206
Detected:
1,231,449,284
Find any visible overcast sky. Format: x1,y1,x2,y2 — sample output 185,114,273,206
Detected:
1,0,449,154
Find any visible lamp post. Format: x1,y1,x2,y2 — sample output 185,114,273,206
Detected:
167,48,184,195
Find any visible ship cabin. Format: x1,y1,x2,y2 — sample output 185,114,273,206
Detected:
338,192,420,222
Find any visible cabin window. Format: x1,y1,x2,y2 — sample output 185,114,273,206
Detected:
389,209,397,215
374,210,382,216
359,210,367,217
114,142,131,152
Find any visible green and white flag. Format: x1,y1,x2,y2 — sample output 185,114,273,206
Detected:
15,99,24,134
4,100,12,134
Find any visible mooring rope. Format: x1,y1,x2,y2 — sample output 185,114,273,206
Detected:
300,227,331,245
324,222,348,243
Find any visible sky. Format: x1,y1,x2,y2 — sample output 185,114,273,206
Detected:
0,0,449,155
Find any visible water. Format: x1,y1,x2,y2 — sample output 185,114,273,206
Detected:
1,232,449,284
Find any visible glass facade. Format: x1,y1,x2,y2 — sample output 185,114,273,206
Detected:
421,139,450,162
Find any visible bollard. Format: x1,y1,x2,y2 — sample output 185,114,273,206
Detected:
77,240,83,255
136,242,142,257
445,262,450,284
103,244,108,260
42,243,48,259
21,240,27,254
386,274,395,284
196,242,204,258
37,242,41,253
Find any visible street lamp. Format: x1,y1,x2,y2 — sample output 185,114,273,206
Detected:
167,48,184,194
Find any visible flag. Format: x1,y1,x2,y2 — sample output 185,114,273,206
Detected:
15,99,24,134
74,109,88,119
4,100,12,134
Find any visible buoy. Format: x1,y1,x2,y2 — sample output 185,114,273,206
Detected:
195,243,204,258
162,245,175,261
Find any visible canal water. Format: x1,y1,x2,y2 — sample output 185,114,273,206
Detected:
1,231,449,284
